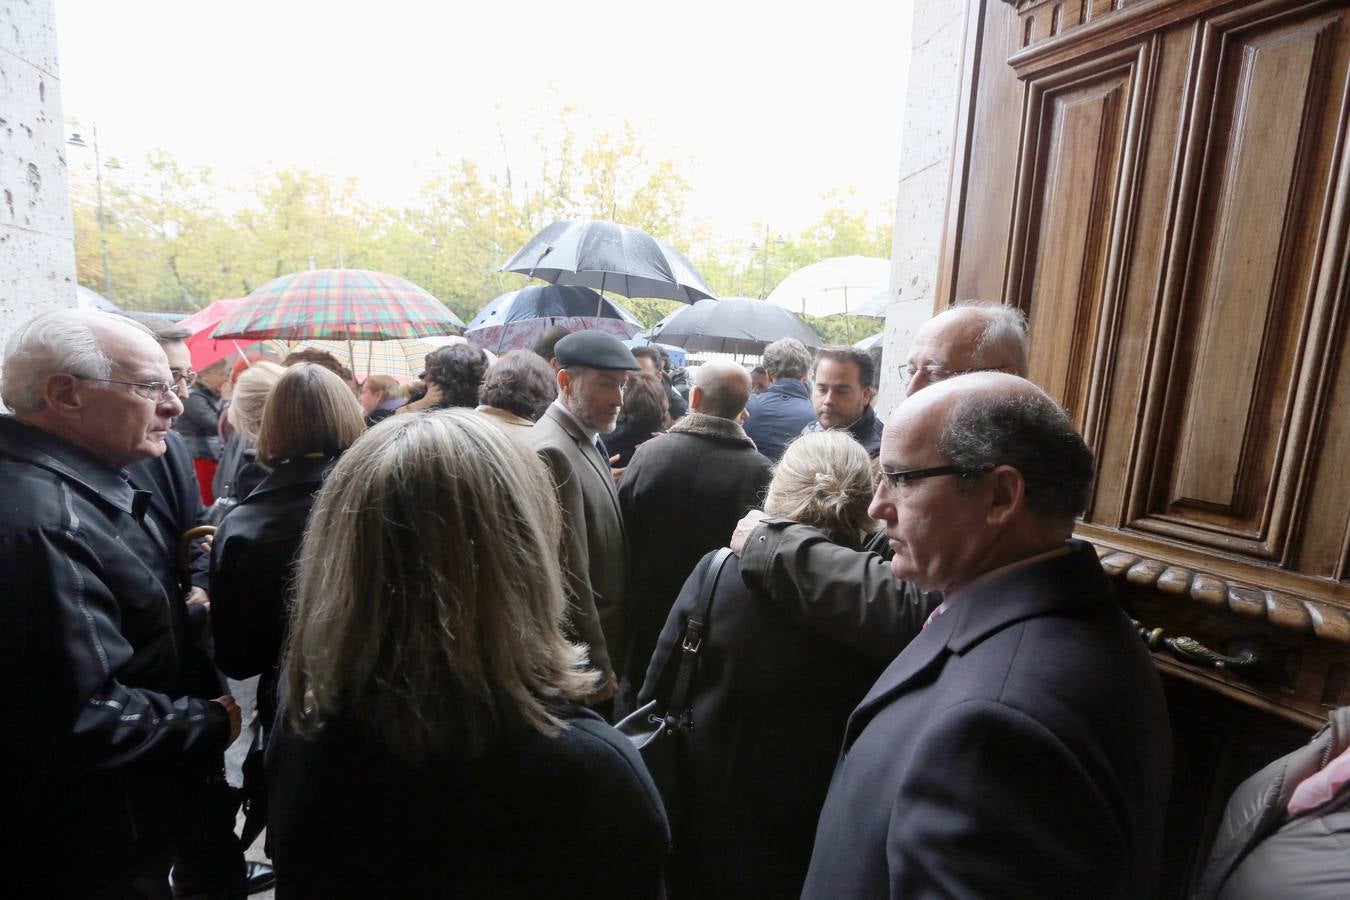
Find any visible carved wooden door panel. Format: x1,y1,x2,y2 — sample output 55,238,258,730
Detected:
942,0,1350,893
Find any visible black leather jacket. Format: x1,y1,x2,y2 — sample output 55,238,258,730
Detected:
0,416,230,883
174,384,225,460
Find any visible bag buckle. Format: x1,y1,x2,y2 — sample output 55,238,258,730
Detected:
681,634,703,654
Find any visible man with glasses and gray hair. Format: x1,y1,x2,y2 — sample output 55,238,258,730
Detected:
729,301,1030,662
0,309,241,897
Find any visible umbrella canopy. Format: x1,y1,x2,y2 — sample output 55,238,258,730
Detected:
501,220,716,304
465,285,643,353
212,269,464,341
854,330,884,351
291,335,490,381
853,288,891,319
765,256,890,318
648,296,822,355
76,285,119,312
179,298,266,370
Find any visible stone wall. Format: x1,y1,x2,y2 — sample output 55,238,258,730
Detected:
0,0,75,353
876,0,967,417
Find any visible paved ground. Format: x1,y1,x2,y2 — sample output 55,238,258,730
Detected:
225,677,274,900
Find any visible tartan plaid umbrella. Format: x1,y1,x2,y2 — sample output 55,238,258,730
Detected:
212,269,464,341
290,336,491,381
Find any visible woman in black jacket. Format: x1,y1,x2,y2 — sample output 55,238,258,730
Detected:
266,410,670,898
639,430,886,899
210,363,366,726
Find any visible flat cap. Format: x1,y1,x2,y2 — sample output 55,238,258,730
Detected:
554,331,640,371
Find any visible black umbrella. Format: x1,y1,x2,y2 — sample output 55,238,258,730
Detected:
501,220,717,310
648,297,823,355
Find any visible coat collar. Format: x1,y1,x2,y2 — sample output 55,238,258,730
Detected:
842,540,1107,749
246,454,338,500
766,378,809,400
668,412,755,447
542,405,617,501
0,415,139,515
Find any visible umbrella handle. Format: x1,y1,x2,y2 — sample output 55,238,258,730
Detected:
231,341,252,368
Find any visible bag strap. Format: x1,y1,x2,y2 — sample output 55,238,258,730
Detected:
666,548,734,726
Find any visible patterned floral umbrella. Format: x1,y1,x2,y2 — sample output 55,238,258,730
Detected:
212,269,464,341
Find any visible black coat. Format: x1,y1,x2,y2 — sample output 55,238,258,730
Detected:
266,703,670,898
802,541,1173,899
639,550,885,899
800,402,883,457
0,417,230,892
210,454,336,725
618,414,772,689
127,429,211,591
175,384,225,460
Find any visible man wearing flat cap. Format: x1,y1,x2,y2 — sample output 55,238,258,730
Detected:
527,331,639,712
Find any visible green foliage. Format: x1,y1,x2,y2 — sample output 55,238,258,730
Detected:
70,116,894,339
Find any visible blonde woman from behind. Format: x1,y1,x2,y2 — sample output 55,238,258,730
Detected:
266,409,670,899
638,430,888,900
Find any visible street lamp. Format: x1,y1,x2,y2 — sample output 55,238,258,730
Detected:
748,225,786,299
67,124,116,300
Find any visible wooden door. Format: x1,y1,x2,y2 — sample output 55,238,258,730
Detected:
942,0,1350,893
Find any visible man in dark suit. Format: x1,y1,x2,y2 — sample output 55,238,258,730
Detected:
527,331,640,709
801,372,1172,899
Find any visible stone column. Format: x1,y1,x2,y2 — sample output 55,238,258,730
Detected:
0,0,75,353
876,0,967,417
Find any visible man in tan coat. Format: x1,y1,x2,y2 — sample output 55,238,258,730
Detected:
527,332,640,710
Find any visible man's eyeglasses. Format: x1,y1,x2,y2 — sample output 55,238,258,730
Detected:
898,363,1003,385
171,368,198,389
79,377,185,402
878,464,990,491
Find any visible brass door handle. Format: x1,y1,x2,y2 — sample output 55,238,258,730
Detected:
1131,620,1279,680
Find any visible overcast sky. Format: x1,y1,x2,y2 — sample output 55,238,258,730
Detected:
54,0,912,238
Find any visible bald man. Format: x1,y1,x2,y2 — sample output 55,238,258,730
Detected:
729,301,1030,661
801,373,1170,898
618,361,773,695
0,310,241,896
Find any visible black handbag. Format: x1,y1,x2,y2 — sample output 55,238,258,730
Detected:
617,547,734,816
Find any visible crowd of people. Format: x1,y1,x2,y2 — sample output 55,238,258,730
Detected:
3,299,1343,899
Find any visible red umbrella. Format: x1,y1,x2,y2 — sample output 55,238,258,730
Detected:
180,298,265,370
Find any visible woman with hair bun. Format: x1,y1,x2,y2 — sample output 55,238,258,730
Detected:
638,430,888,900
266,409,670,899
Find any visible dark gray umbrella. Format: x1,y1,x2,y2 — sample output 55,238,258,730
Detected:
648,297,823,355
501,220,717,307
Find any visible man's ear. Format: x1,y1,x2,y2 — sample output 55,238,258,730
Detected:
863,385,878,405
43,373,85,416
986,464,1025,526
556,368,572,393
689,384,704,412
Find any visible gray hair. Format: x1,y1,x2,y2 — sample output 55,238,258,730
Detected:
1,309,151,413
938,386,1093,526
763,430,875,540
953,300,1029,376
119,312,192,345
692,361,750,419
761,337,812,380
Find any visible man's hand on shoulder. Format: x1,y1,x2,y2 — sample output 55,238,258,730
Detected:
213,695,242,743
730,509,769,556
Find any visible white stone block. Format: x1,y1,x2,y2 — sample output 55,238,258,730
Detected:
0,0,61,75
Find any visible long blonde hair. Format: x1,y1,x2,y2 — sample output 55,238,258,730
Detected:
283,409,599,764
764,430,876,541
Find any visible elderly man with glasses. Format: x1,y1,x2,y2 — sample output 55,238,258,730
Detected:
801,373,1170,897
728,301,1030,663
0,309,242,898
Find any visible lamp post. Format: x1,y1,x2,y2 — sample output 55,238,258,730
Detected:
67,124,114,300
748,225,786,299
